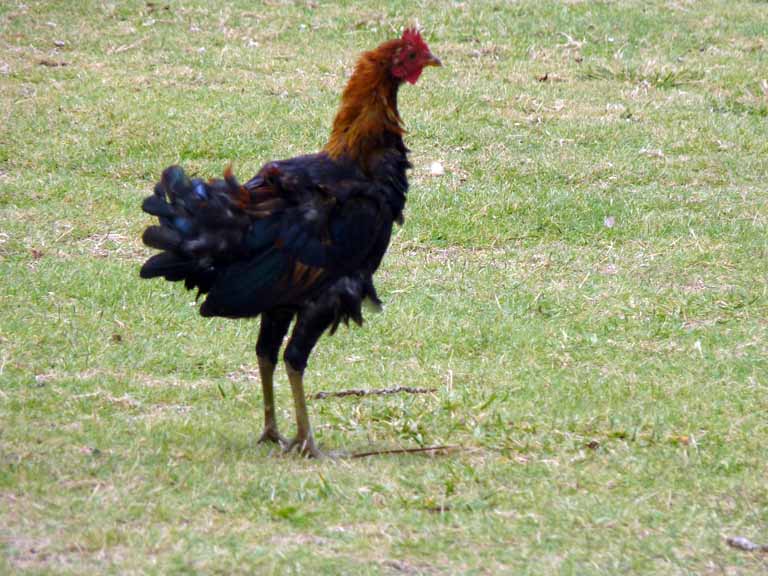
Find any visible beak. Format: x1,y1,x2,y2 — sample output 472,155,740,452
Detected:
424,52,443,67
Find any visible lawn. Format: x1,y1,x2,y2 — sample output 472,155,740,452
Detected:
1,0,767,573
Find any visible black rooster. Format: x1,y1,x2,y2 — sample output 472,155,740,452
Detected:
139,29,441,457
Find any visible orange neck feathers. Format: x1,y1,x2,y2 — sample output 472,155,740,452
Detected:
323,41,404,163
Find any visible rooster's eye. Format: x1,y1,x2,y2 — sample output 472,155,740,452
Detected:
408,52,416,60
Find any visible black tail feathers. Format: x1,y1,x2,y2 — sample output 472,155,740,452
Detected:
139,251,193,280
142,226,181,252
139,165,248,293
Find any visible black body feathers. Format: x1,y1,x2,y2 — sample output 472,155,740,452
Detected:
139,152,408,327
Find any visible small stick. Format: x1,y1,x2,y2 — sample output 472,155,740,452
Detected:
313,386,436,400
351,445,462,459
107,37,148,55
726,536,768,552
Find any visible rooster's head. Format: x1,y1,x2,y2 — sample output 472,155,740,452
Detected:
389,28,442,85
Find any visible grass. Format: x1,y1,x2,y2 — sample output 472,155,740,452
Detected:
1,0,767,573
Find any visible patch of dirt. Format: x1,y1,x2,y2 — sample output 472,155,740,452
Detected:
76,231,146,260
383,559,440,574
33,368,216,391
398,244,507,267
0,493,126,572
268,533,331,547
226,366,261,383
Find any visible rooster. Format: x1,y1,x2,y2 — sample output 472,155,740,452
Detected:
139,29,441,457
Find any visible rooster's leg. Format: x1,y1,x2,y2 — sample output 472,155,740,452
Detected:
283,363,323,458
255,310,294,445
282,308,334,458
255,357,286,445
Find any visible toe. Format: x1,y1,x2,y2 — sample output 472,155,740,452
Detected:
257,428,287,445
283,436,325,459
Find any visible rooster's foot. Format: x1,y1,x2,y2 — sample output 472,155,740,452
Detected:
257,427,287,446
282,434,325,459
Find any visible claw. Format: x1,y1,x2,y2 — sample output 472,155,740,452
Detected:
257,427,288,446
282,434,325,459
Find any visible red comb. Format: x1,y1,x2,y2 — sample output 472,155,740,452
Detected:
402,27,428,50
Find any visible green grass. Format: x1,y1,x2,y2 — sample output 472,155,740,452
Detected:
2,0,768,573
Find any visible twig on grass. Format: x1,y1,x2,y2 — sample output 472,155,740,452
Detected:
726,536,768,552
38,59,68,67
107,37,148,55
350,445,462,459
313,386,436,400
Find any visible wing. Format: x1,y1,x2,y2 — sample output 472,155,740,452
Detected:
197,156,390,318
